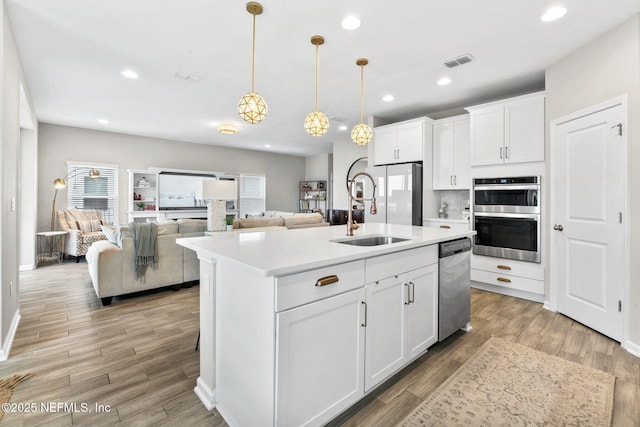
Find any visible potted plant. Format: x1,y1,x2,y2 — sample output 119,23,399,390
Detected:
136,202,145,211
225,217,234,231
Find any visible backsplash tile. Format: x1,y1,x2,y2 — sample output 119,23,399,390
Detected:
437,190,470,220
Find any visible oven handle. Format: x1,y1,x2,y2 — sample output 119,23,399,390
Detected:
473,184,540,191
473,212,540,220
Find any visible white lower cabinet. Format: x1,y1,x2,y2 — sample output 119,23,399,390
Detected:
271,246,439,426
364,257,438,391
276,288,366,427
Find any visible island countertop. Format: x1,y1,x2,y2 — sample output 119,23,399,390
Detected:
177,223,474,277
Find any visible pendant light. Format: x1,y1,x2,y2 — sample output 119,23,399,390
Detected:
351,58,373,145
238,2,268,124
304,35,329,136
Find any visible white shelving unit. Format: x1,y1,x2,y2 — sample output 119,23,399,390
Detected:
128,169,159,223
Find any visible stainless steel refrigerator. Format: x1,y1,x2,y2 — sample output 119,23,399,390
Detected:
364,163,422,225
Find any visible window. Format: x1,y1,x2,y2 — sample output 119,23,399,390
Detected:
239,174,265,217
66,162,118,224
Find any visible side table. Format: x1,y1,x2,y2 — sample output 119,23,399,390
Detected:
36,231,68,266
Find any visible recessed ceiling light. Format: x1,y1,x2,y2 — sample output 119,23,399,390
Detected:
382,94,395,102
437,77,452,86
97,118,109,124
264,144,271,148
541,6,567,22
121,69,139,79
339,125,348,131
341,16,361,30
217,123,238,135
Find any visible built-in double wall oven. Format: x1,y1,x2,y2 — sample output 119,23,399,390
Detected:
473,176,541,263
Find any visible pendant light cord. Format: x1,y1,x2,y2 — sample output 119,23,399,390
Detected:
251,12,256,93
315,44,320,112
359,65,364,123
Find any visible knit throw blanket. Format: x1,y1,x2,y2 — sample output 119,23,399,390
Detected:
129,222,157,280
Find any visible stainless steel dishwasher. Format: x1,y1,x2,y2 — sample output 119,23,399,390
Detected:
438,238,472,341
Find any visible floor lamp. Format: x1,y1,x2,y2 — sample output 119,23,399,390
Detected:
51,168,100,231
203,179,238,232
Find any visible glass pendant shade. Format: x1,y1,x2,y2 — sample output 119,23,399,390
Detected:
305,35,329,137
238,92,267,124
238,2,267,124
305,111,329,136
351,123,373,146
351,58,372,145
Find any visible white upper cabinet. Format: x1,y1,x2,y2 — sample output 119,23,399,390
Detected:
373,118,425,165
432,115,470,189
467,92,544,166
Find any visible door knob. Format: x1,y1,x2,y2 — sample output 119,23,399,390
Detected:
553,224,564,231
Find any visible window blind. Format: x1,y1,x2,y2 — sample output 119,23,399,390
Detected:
66,163,119,224
239,174,265,217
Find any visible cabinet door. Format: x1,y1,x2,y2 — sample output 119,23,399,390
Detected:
453,117,470,189
469,105,504,166
396,120,424,163
504,95,544,164
276,288,365,427
373,126,397,165
405,264,439,360
364,276,406,391
433,121,455,190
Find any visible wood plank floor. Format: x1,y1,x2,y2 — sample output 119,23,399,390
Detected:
2,261,639,426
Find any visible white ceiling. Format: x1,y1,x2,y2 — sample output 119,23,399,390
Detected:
6,0,640,157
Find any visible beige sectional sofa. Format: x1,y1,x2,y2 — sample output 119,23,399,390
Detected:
86,219,206,305
233,212,328,231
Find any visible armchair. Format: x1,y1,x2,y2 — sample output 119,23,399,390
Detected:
56,209,109,262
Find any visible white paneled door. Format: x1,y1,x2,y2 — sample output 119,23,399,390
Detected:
551,98,626,342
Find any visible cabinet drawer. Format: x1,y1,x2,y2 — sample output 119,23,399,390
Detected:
276,260,365,311
366,245,437,284
471,269,543,295
470,254,544,281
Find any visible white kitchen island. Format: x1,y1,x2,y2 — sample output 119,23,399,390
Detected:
177,223,474,427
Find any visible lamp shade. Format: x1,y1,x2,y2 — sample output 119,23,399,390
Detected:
203,179,238,200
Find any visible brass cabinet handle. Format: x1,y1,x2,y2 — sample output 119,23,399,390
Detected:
497,277,512,283
440,225,451,229
497,265,512,270
316,275,339,287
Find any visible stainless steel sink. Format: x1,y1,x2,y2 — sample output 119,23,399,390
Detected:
332,235,411,247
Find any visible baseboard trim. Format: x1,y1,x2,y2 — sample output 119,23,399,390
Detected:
19,263,35,271
0,309,21,361
542,300,556,312
623,339,640,357
194,376,216,411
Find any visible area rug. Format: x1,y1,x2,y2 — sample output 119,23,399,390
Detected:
0,373,36,420
398,337,615,426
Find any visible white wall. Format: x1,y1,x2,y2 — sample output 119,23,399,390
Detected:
545,15,640,347
0,5,38,359
19,128,36,271
37,124,306,229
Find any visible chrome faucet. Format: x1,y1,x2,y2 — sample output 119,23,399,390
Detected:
347,172,377,236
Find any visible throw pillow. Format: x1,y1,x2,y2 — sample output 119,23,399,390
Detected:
90,219,102,232
77,220,93,233
177,218,207,233
100,225,118,244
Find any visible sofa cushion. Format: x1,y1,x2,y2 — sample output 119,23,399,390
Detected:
284,213,323,228
177,218,207,233
236,217,285,229
157,221,179,235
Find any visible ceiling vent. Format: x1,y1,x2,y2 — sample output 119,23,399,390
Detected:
174,71,202,82
444,54,474,68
